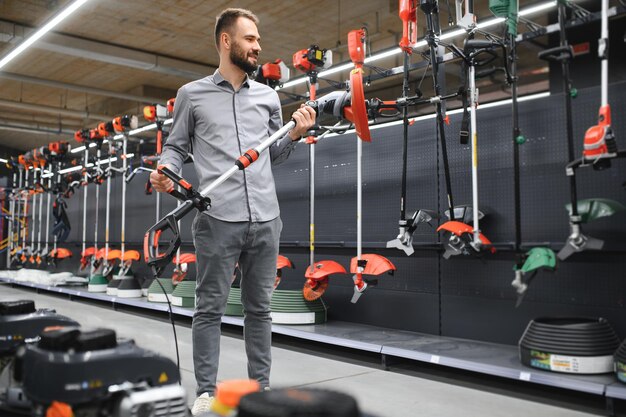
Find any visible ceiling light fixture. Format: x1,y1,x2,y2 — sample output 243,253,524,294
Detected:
0,0,91,70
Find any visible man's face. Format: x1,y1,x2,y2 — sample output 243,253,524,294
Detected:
228,17,261,74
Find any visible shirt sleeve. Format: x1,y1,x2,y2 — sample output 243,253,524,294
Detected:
268,93,297,165
160,86,195,173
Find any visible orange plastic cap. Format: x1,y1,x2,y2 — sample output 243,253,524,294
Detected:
214,379,260,408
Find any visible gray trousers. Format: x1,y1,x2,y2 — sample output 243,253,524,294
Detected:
191,213,281,395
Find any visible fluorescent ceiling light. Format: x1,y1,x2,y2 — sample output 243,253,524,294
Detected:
520,1,557,17
0,0,90,70
129,122,157,135
276,1,556,92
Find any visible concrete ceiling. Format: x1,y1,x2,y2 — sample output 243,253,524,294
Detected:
0,0,611,152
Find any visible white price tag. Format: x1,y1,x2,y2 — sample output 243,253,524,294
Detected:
430,355,440,364
519,372,531,381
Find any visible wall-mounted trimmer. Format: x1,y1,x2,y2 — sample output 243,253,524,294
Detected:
347,28,396,304
580,0,621,171
419,0,465,259
292,43,348,302
45,141,72,266
488,0,556,304
75,127,109,291
436,25,504,258
386,1,440,257
540,0,624,261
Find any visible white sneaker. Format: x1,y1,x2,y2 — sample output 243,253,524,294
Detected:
191,392,214,416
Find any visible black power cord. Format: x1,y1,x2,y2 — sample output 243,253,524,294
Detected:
154,276,181,385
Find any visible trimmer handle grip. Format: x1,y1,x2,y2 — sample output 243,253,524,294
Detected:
158,165,194,192
143,200,195,275
464,39,498,52
538,46,573,62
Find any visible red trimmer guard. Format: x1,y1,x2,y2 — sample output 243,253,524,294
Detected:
106,249,122,261
81,247,96,258
343,69,371,142
349,254,396,275
304,260,347,280
303,277,329,301
123,250,141,262
437,221,496,253
172,253,196,265
276,255,294,270
50,248,72,259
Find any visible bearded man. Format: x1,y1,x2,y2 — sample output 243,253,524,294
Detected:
150,8,315,415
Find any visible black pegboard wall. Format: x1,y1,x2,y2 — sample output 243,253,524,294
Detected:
45,81,626,345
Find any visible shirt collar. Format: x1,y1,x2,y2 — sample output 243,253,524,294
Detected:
213,69,251,89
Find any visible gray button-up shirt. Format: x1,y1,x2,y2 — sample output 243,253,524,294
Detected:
160,70,297,222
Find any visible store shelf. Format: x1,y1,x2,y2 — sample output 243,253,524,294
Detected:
1,276,623,398
606,383,626,401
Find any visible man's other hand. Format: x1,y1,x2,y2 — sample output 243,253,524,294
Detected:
289,104,317,141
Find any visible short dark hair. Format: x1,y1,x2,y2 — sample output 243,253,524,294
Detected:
215,8,259,51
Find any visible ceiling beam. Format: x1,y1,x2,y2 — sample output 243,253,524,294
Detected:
0,121,74,136
0,71,164,103
0,19,215,79
0,98,109,120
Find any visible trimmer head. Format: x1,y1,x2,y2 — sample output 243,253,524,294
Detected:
557,224,604,261
349,254,395,304
387,209,438,256
302,260,346,301
303,277,329,301
512,247,557,307
437,221,495,259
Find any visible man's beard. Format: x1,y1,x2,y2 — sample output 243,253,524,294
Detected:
230,41,258,74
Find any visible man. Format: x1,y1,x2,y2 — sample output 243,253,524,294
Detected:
150,8,316,415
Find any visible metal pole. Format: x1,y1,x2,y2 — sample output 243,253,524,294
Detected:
121,135,127,259
105,144,112,259
6,170,16,266
309,143,315,274
469,63,480,245
21,169,29,257
53,162,61,253
559,3,579,219
198,122,295,197
82,149,89,256
600,0,608,107
44,167,52,257
36,168,44,259
357,137,362,262
511,38,522,253
30,169,38,256
425,4,456,221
